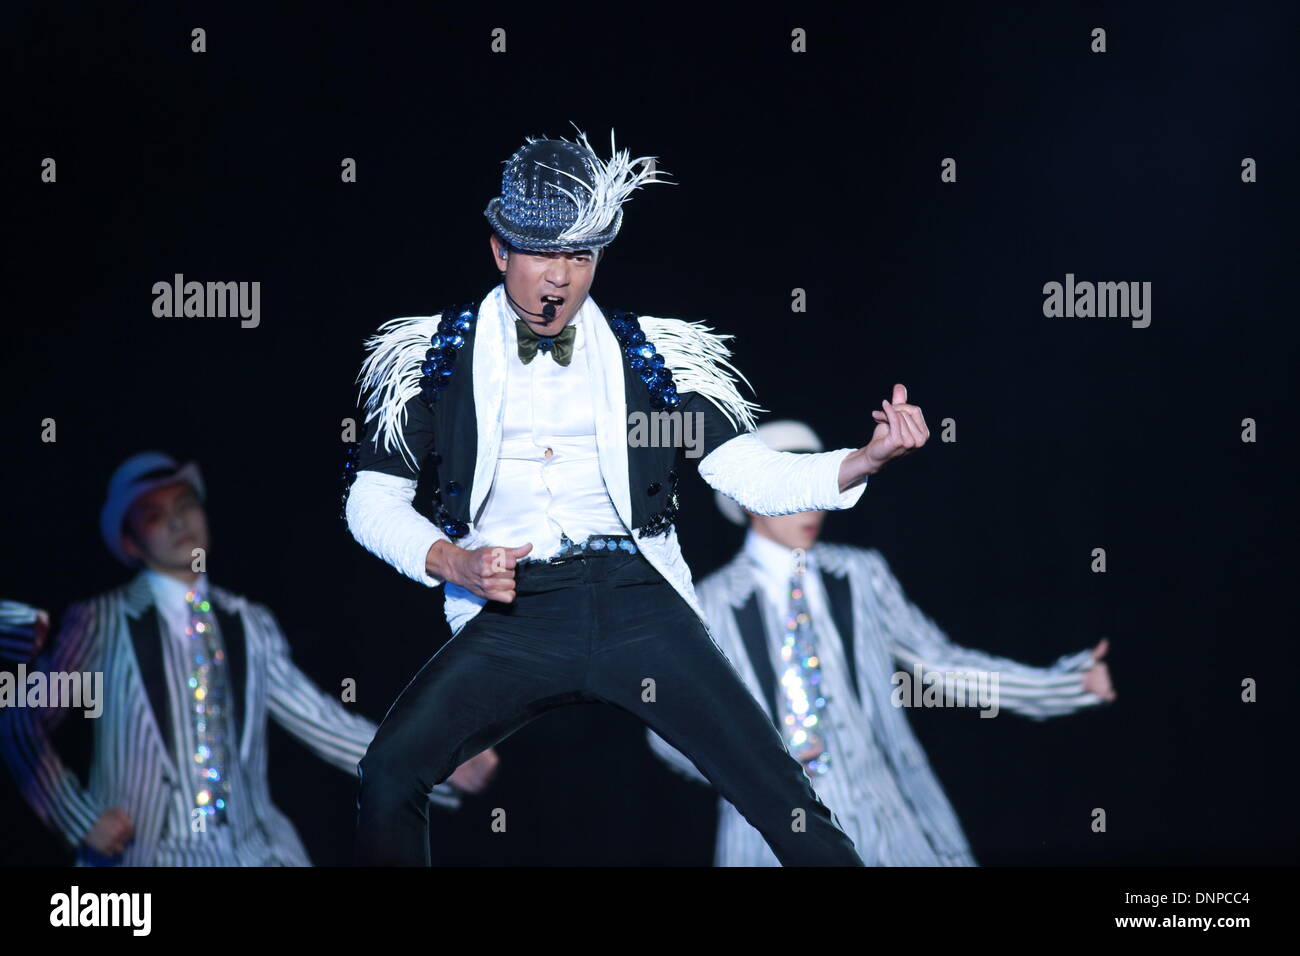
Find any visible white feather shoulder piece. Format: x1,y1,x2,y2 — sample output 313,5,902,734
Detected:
354,311,767,471
637,315,767,434
354,315,441,472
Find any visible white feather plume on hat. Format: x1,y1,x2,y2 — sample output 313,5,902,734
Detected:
533,125,674,247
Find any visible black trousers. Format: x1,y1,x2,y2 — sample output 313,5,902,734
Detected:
354,547,864,866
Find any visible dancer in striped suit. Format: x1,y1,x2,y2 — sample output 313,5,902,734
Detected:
0,451,491,866
648,420,1117,866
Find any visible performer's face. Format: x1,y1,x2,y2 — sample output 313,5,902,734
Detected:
491,233,598,333
749,509,826,552
121,481,210,574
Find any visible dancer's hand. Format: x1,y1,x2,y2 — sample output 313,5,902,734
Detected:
839,384,929,489
0,602,51,660
799,739,826,779
1083,638,1117,702
448,748,500,794
33,609,50,656
85,807,134,856
429,541,532,602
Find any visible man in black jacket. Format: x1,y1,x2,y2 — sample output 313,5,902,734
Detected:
344,128,931,866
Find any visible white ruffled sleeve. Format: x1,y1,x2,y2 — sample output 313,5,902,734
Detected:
697,432,867,517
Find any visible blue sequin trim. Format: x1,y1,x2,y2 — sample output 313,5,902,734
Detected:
419,303,479,539
339,441,360,521
420,303,478,411
607,309,682,413
607,309,682,538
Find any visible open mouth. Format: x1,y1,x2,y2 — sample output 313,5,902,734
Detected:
537,295,566,324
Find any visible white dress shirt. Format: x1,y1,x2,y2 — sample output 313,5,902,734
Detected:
472,310,626,559
144,569,207,648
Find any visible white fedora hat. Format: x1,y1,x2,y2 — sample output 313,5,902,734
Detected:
99,451,206,567
715,420,824,527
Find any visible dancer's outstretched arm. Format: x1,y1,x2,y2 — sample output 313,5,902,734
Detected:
866,549,1114,720
254,599,463,808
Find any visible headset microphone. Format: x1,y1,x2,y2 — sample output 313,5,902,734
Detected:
504,287,560,324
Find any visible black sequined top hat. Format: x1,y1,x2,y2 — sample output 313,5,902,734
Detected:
484,124,671,252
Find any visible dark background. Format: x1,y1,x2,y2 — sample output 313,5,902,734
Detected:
2,3,1296,866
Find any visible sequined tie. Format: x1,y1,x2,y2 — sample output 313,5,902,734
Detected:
778,553,831,775
184,586,232,825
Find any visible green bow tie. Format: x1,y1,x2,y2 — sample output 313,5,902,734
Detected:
515,318,576,367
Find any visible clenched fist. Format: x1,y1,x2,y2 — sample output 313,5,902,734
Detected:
427,541,533,603
85,807,134,856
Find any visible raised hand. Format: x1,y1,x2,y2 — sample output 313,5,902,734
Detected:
865,383,930,471
839,383,931,489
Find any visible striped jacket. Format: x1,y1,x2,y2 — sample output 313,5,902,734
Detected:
648,542,1104,866
0,571,459,866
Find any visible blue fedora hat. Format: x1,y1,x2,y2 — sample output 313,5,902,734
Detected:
484,125,671,252
99,451,206,566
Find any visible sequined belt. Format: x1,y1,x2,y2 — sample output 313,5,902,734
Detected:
518,533,639,566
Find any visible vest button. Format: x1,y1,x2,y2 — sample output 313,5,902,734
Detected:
647,481,661,495
447,480,461,495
